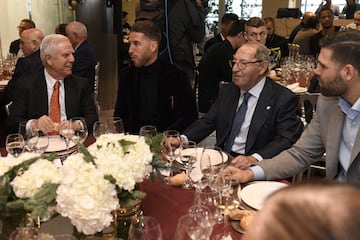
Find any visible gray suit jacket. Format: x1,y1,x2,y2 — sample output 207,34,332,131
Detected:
258,95,360,187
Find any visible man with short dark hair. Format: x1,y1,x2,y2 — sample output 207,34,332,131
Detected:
114,20,198,134
198,20,246,113
310,8,340,57
245,17,267,44
225,30,360,187
204,13,239,53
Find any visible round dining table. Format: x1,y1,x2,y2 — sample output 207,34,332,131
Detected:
1,137,243,239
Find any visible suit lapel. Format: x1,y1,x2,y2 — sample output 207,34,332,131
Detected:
64,77,75,117
350,121,360,164
245,79,273,153
35,74,49,114
326,106,343,178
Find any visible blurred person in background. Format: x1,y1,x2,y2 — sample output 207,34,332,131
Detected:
204,13,239,54
288,12,316,43
9,19,36,57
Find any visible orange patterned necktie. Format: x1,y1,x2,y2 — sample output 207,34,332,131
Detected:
50,80,61,123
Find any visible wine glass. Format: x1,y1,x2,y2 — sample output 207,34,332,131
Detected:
204,146,225,191
6,133,25,157
161,130,182,184
128,216,163,240
175,212,212,240
18,121,39,153
92,121,107,139
34,131,49,155
199,152,211,188
180,141,197,189
71,117,88,144
213,172,240,240
139,125,158,137
106,117,124,134
193,188,219,224
58,121,74,153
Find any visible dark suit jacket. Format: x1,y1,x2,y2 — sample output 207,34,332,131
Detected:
4,50,43,104
114,59,198,134
198,39,235,113
9,39,20,55
184,79,303,158
72,40,97,91
204,34,223,54
6,71,98,134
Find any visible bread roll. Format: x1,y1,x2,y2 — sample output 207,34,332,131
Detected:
170,172,186,187
240,213,255,230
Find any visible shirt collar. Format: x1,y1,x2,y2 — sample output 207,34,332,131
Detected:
338,97,360,120
44,68,62,89
242,77,266,98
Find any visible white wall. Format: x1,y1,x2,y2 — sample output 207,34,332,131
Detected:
0,0,28,58
0,0,74,58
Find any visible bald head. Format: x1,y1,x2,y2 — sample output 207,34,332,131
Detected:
20,28,44,56
303,12,315,24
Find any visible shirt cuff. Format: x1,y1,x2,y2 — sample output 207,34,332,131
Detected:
180,134,189,143
251,153,263,161
250,165,266,180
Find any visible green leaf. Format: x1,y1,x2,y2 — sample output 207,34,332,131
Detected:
104,174,116,184
148,133,164,153
118,139,136,154
6,199,25,210
77,142,96,164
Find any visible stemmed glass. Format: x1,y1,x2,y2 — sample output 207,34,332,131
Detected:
161,130,182,184
18,121,39,153
203,146,225,190
139,125,158,137
199,153,211,188
92,121,107,139
180,141,197,189
5,133,25,157
71,117,88,144
34,131,49,155
213,172,240,240
128,216,163,240
58,121,74,153
106,117,124,134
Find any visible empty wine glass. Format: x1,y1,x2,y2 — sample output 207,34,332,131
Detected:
18,121,39,153
92,121,107,139
34,131,49,155
204,146,225,190
128,216,163,240
58,121,74,153
175,212,212,240
139,125,158,137
199,152,211,188
180,141,197,189
6,133,25,157
106,117,124,134
161,130,182,184
71,117,88,144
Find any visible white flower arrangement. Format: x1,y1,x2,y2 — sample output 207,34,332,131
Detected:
0,133,163,236
11,159,60,199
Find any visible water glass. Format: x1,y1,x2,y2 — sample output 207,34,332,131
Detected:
106,117,124,134
6,133,25,157
139,125,158,137
34,131,49,154
128,216,163,240
18,121,39,152
180,141,197,189
71,117,88,144
93,121,107,139
161,130,182,184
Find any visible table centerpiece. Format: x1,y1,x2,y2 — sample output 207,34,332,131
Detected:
0,133,167,239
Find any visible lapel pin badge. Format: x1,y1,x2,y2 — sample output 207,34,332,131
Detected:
266,106,271,110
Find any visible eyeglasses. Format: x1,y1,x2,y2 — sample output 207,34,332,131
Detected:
229,60,263,69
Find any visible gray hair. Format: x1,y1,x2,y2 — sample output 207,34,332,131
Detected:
40,34,70,65
66,21,88,39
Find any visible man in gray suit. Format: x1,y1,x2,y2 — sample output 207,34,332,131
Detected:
225,30,360,187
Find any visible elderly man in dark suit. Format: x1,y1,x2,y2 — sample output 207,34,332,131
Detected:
114,20,198,134
184,41,303,166
4,28,44,104
65,21,97,91
6,34,98,134
9,19,36,57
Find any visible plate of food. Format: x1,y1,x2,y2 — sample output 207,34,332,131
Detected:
240,181,288,210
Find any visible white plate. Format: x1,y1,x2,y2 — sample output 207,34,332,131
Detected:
175,147,228,165
174,148,228,182
45,136,76,152
240,181,288,210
